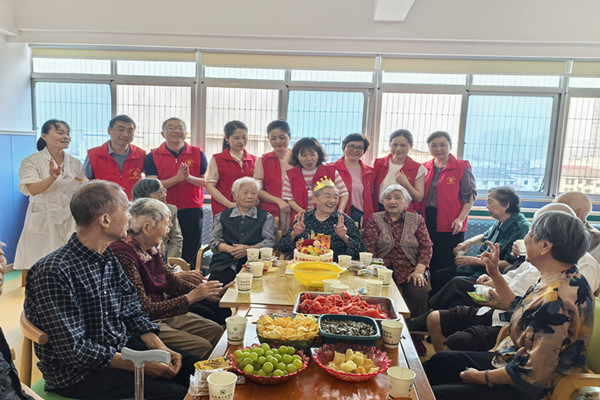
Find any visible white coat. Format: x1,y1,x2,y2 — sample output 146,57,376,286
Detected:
13,148,86,269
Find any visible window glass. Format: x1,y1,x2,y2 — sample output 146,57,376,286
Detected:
204,67,285,80
117,60,196,77
32,58,111,74
472,74,560,87
382,72,466,85
569,77,600,89
463,95,554,192
290,70,373,83
287,90,365,162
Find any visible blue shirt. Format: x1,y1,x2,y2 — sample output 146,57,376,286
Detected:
24,233,158,390
82,141,131,179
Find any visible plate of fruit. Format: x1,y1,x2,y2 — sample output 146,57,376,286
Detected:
229,343,309,385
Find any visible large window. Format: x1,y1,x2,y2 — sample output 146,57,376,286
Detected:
378,93,462,163
287,90,365,162
559,97,600,194
35,82,112,161
204,87,279,158
463,95,555,192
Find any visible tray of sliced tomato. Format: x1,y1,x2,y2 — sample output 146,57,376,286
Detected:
293,292,399,322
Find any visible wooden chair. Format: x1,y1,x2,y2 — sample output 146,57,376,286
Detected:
167,257,190,271
195,245,211,273
19,311,74,399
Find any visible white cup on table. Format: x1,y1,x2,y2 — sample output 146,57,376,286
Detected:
260,247,273,259
331,283,349,294
366,278,383,296
236,272,253,292
249,262,264,279
381,319,403,349
323,279,340,292
246,248,260,262
387,366,416,399
359,252,373,265
225,316,247,345
378,268,393,285
337,255,352,268
207,370,238,400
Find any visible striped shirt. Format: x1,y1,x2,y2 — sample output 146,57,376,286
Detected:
282,168,348,211
24,233,158,390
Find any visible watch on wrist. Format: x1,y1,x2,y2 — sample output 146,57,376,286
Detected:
484,369,495,388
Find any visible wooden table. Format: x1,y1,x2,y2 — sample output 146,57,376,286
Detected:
219,262,410,317
201,304,434,400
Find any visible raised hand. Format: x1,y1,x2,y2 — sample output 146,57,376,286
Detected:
292,212,306,236
49,160,61,179
395,170,410,188
334,214,348,239
480,241,501,278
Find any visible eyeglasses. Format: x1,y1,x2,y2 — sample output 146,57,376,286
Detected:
346,145,365,152
154,188,167,195
166,125,185,132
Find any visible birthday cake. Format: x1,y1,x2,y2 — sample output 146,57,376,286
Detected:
294,232,334,263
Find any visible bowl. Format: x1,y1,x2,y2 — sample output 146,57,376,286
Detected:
318,314,381,347
228,344,310,385
312,343,392,383
287,262,346,289
256,314,319,352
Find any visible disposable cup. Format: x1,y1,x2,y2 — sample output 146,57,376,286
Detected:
331,283,350,294
260,247,273,259
378,268,393,285
366,278,383,296
207,370,237,400
323,279,340,292
249,262,264,278
381,319,403,349
338,255,352,268
236,272,253,292
456,250,466,257
515,239,526,254
359,252,373,265
225,316,247,345
387,366,416,399
246,248,260,262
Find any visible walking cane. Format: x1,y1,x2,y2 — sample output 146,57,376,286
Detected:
122,347,171,400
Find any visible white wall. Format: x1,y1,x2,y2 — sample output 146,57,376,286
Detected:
0,40,32,132
7,0,600,58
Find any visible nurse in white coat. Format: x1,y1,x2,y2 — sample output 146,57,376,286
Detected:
14,120,86,279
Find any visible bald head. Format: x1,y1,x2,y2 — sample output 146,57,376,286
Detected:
554,192,592,222
535,202,576,218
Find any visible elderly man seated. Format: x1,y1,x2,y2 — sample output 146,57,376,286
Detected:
24,181,199,399
207,177,276,285
426,203,600,353
554,191,600,260
278,177,366,259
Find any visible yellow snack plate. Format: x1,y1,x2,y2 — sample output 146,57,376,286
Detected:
194,357,232,370
287,261,346,289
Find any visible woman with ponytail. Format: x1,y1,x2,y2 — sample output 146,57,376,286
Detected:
205,121,257,216
14,120,86,281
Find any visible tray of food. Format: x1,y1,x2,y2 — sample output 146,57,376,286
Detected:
293,292,399,322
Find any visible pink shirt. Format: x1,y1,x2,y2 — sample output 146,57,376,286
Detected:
348,166,364,211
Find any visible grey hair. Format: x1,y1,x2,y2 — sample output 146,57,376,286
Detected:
529,210,589,264
70,181,127,227
132,178,162,200
127,198,170,235
380,184,412,208
232,177,261,196
161,117,186,132
313,185,340,198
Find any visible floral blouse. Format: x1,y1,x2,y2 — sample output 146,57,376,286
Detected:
493,266,594,398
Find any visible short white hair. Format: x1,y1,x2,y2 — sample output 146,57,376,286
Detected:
232,177,261,196
313,185,340,198
128,198,170,235
380,184,412,209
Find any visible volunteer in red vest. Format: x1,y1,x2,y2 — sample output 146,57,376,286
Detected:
421,131,476,274
144,117,208,266
84,114,145,199
254,120,293,231
330,133,375,228
282,137,348,225
373,129,426,213
205,120,256,217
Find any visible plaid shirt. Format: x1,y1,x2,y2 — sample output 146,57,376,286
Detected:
24,233,158,390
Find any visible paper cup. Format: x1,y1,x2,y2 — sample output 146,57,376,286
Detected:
207,370,237,400
515,239,526,254
381,319,403,349
331,283,349,294
323,279,340,292
236,272,253,292
378,268,393,285
337,255,352,268
387,366,416,399
246,248,260,262
260,247,273,259
359,252,373,265
456,249,466,257
366,278,383,296
249,262,264,278
225,316,247,345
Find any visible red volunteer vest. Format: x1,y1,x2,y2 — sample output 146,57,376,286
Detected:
331,157,375,224
87,141,145,200
373,154,421,212
212,149,256,215
151,142,205,209
287,164,336,225
421,154,470,233
259,151,284,218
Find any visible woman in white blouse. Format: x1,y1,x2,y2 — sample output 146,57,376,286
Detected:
14,120,86,280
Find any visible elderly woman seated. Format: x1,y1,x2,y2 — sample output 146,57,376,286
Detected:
362,185,433,317
207,177,276,285
110,198,226,359
426,211,594,400
277,177,366,259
